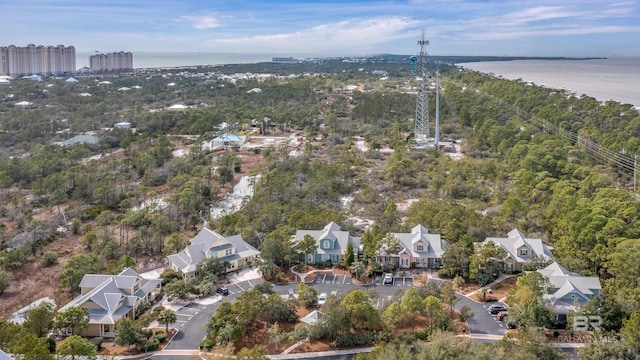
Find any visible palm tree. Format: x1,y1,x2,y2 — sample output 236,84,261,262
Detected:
157,309,177,333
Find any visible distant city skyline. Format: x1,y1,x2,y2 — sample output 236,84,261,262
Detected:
3,0,640,57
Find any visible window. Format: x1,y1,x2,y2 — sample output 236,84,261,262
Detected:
417,245,424,252
401,258,409,266
570,294,576,299
520,248,528,256
323,240,331,249
225,248,233,256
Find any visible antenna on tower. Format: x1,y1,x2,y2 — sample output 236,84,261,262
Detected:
414,29,430,146
435,62,440,148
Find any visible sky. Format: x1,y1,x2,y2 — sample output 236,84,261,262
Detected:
2,0,640,57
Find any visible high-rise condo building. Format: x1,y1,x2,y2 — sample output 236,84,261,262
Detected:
0,44,76,76
89,51,133,71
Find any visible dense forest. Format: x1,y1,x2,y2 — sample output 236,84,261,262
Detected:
1,57,640,358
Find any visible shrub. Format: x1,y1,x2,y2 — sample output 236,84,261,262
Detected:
156,332,167,343
333,332,375,348
41,251,58,267
144,337,160,351
199,338,215,350
89,336,104,349
141,328,153,340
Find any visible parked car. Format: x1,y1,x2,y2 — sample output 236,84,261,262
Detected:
497,311,508,321
383,273,394,285
330,290,338,297
216,287,229,296
318,293,327,306
489,303,507,314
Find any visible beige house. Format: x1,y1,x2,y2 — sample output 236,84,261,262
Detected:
167,227,260,277
483,229,554,272
57,268,161,338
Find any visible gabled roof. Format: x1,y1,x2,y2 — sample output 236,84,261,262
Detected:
212,133,244,143
390,224,446,259
63,135,100,146
167,227,260,275
300,310,324,325
538,262,601,309
59,268,160,325
0,350,15,360
293,222,361,256
484,229,553,263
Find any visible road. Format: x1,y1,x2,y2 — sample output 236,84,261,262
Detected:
164,278,263,350
156,274,514,359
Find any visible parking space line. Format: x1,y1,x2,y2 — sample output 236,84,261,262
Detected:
342,276,346,284
322,274,327,283
332,275,338,284
236,283,245,291
247,280,254,288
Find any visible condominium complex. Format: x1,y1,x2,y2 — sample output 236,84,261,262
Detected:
90,51,133,71
0,44,76,76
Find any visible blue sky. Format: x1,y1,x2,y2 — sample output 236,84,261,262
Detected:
3,0,640,56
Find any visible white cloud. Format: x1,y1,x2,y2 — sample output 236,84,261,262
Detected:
203,16,420,54
178,14,223,30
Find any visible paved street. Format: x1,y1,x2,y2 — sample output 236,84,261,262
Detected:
158,272,511,358
455,294,507,336
164,278,261,351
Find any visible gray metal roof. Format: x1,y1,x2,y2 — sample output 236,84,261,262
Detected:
293,222,361,256
166,228,260,275
59,268,161,325
484,229,553,263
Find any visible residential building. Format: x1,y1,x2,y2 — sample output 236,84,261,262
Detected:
483,229,554,272
377,225,446,269
57,268,161,338
167,227,260,278
89,51,133,71
538,262,601,319
61,134,100,146
293,222,361,265
0,350,14,360
0,44,75,76
201,133,245,150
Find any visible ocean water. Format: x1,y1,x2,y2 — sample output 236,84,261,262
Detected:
76,51,278,69
457,58,640,108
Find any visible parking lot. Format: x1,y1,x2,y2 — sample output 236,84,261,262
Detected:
222,278,258,294
311,273,353,285
376,275,414,287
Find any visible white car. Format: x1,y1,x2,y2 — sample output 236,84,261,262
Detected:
383,273,394,285
317,293,327,306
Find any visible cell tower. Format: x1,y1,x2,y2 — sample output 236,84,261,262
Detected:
414,30,429,143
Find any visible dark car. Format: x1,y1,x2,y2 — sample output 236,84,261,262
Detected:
216,287,229,296
489,303,507,314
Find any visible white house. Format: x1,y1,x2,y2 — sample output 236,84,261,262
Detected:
482,229,554,272
201,133,245,150
57,268,161,338
167,227,260,277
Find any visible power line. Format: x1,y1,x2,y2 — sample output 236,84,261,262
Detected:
451,80,638,190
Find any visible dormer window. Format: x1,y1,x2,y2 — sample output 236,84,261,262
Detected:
322,240,331,249
520,248,528,256
571,294,576,299
417,245,424,252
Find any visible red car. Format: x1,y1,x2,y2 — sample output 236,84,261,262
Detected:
497,311,508,321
